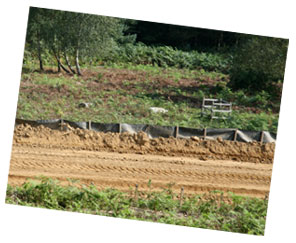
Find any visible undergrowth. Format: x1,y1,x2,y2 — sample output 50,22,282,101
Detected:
6,177,268,235
99,44,231,73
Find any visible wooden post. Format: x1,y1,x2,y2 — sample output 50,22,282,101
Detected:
179,187,184,207
175,126,179,138
60,119,64,131
233,129,238,141
260,131,265,143
119,123,122,133
88,120,91,130
203,128,207,140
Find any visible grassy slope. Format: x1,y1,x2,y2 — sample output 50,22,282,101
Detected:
17,63,280,133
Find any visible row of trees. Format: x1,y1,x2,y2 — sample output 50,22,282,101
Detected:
25,7,288,91
130,21,288,91
26,7,133,75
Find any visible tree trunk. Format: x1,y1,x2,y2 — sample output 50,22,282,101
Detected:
38,48,44,71
75,21,82,76
52,48,70,74
75,48,82,76
64,52,76,74
37,31,44,71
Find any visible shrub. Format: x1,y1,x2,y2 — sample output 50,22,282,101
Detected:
228,36,288,92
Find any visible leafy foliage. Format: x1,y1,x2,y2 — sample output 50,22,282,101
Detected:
18,64,279,133
229,36,288,91
99,43,231,73
25,7,134,73
24,7,288,96
6,178,268,235
20,8,285,135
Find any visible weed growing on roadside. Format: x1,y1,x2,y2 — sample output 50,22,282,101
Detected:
6,178,268,235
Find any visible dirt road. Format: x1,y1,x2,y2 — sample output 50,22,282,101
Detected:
7,124,274,198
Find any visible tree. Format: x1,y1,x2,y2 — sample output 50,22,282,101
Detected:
25,7,129,75
228,35,289,92
25,8,48,71
64,12,124,75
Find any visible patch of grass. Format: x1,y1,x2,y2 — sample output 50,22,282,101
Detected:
16,64,280,133
6,178,268,235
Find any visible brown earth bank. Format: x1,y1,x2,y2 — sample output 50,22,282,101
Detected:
13,123,275,163
7,123,274,198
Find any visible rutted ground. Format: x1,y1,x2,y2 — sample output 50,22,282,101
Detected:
8,124,274,198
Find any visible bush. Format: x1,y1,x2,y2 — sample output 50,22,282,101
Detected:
228,36,288,92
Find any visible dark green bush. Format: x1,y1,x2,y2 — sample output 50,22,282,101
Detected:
228,36,288,92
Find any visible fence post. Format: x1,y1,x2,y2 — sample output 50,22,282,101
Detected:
60,119,64,131
119,123,122,133
88,120,91,130
260,131,265,143
175,126,179,138
203,128,207,140
233,129,238,141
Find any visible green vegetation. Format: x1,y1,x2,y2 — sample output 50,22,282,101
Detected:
26,7,288,91
19,7,288,135
6,178,268,235
18,63,279,133
10,8,283,236
26,8,131,75
98,44,231,73
20,7,288,134
229,36,288,92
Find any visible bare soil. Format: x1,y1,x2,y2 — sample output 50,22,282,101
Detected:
8,123,274,198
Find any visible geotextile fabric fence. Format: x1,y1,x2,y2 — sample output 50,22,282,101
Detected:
15,119,276,143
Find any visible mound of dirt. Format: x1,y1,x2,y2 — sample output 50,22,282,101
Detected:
12,123,275,164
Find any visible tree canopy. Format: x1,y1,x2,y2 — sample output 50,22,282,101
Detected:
24,7,288,92
26,7,132,74
229,36,288,91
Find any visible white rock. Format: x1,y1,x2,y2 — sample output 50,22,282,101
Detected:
78,102,92,108
149,107,168,113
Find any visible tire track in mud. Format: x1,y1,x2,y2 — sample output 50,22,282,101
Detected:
11,148,271,181
8,146,272,198
10,157,270,185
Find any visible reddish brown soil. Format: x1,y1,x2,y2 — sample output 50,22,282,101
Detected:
8,124,274,198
